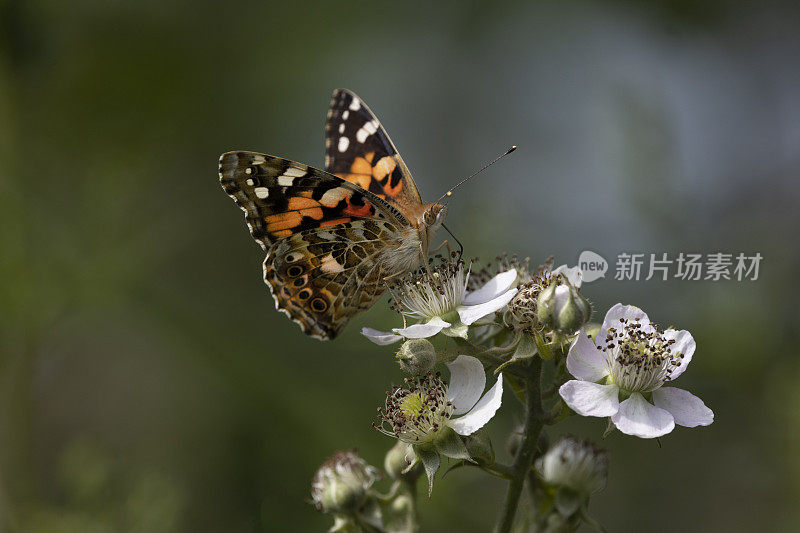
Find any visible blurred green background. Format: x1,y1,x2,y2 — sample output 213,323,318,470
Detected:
1,0,799,531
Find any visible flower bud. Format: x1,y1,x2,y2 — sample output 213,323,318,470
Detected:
535,437,607,496
396,339,437,376
536,280,591,335
384,441,420,480
311,450,379,514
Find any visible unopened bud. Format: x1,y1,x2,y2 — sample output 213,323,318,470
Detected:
536,279,591,335
396,339,437,375
311,450,379,514
384,441,420,480
535,437,607,496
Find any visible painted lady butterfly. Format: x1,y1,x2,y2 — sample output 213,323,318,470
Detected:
219,89,448,340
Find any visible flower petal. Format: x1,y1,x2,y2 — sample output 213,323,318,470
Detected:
662,329,696,380
392,317,450,339
566,328,609,381
612,393,675,438
457,288,518,325
462,268,518,305
559,380,619,417
446,355,486,415
553,264,583,288
361,327,403,345
449,374,504,436
599,304,654,346
652,387,713,427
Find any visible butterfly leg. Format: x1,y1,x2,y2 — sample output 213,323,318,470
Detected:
429,239,453,257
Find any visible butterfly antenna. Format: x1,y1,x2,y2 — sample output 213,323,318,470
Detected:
436,145,516,204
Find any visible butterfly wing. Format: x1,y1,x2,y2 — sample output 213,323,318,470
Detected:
219,151,408,249
325,89,424,218
264,219,405,339
219,151,413,339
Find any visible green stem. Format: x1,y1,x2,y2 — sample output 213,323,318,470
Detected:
403,478,419,532
494,358,544,533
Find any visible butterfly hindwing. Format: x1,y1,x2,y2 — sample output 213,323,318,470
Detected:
219,151,407,249
263,219,404,339
325,89,423,216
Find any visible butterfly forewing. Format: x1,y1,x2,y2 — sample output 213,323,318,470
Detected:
325,89,424,218
219,151,407,249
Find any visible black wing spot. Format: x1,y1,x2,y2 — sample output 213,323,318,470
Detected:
311,298,328,312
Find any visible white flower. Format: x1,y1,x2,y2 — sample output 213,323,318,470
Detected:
362,261,518,345
559,304,714,439
375,355,504,444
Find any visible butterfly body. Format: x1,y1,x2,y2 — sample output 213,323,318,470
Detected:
220,90,446,340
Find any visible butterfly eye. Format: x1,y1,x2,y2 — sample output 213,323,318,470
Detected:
424,208,438,225
311,298,328,312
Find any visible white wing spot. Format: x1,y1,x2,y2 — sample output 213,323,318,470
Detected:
245,167,252,175
356,120,379,143
338,136,350,152
342,110,349,120
338,123,345,134
283,166,306,178
349,98,361,111
254,187,269,199
277,175,294,187
246,178,254,186
320,253,345,273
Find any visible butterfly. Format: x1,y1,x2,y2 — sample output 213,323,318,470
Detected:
219,89,448,340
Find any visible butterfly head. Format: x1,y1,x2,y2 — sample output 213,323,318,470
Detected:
421,202,448,248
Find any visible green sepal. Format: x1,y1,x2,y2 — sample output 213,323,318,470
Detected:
442,320,469,339
554,487,584,518
463,428,494,466
494,333,537,373
532,331,553,360
416,447,440,497
434,427,472,462
329,515,360,533
579,505,608,533
441,460,468,479
602,418,616,439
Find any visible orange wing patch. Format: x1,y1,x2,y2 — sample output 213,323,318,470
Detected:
335,151,407,201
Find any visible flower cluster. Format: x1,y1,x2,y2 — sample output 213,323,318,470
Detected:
311,254,714,532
